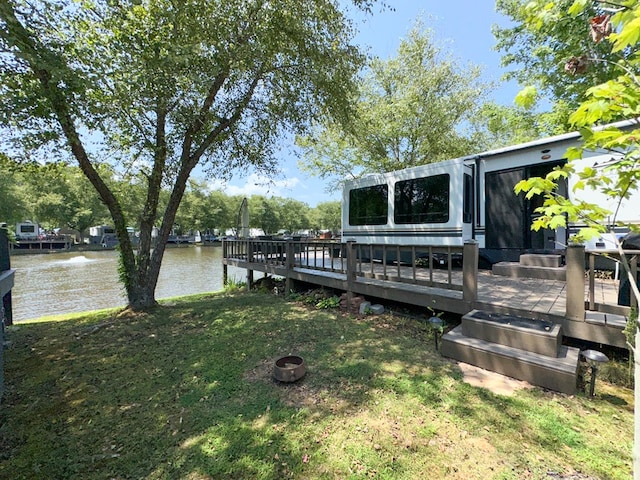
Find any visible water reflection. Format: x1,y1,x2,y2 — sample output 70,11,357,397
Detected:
10,246,244,322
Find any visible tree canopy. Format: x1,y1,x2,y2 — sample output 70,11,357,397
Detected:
0,0,376,309
296,21,490,187
494,0,631,122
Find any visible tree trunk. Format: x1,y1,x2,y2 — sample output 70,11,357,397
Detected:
127,276,160,311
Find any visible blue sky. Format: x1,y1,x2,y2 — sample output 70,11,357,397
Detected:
209,1,521,207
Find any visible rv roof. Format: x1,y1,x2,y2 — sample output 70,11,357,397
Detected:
472,118,637,160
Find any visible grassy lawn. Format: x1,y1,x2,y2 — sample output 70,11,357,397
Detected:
0,291,633,479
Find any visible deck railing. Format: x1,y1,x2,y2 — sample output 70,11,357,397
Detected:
222,238,479,302
351,243,465,291
225,239,635,319
586,248,639,313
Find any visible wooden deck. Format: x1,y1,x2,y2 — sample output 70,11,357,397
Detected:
11,236,71,251
223,240,633,348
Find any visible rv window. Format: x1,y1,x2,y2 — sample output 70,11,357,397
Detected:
21,225,35,233
349,184,389,226
394,174,449,224
463,173,473,224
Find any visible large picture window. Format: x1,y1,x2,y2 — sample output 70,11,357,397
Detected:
394,174,450,224
349,184,389,226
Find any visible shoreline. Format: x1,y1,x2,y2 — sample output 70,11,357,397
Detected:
9,241,222,256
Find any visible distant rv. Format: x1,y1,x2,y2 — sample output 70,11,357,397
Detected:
15,222,40,240
89,225,117,247
341,120,640,266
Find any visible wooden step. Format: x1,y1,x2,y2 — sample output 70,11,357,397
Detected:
492,262,566,281
441,326,580,395
520,253,562,268
584,311,628,329
462,310,562,357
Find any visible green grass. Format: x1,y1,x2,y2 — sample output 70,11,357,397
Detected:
0,291,633,479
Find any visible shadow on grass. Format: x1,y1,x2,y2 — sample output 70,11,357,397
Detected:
598,393,629,407
0,292,633,479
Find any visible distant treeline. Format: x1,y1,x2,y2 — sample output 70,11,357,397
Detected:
0,163,340,237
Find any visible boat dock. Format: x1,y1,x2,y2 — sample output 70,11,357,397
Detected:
11,235,72,252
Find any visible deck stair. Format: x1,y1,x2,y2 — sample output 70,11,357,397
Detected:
492,253,566,280
441,310,580,394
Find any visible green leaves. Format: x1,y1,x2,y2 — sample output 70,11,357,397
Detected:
609,3,640,52
515,85,539,109
496,0,620,124
298,19,490,182
567,0,588,16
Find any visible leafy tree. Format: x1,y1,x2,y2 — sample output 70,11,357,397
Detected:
311,200,341,233
63,166,111,241
508,2,639,476
175,180,209,234
205,190,232,234
0,0,376,310
0,161,109,235
17,164,70,230
175,181,240,235
278,198,310,234
494,0,630,120
0,164,27,227
467,102,567,149
297,20,489,189
249,196,281,235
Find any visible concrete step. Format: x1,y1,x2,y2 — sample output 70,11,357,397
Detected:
492,261,566,281
462,310,562,357
441,326,580,394
520,253,562,268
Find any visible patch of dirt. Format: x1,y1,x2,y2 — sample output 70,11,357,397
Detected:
455,361,533,396
74,318,119,338
115,308,151,320
244,357,340,410
244,357,275,383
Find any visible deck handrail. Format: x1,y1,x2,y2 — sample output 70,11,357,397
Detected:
586,248,638,312
222,238,479,302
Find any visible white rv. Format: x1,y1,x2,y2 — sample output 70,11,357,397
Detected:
89,225,116,246
15,222,40,240
342,122,639,266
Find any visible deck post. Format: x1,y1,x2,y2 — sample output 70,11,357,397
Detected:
285,241,294,295
0,227,13,326
566,244,586,321
346,241,357,311
462,240,478,302
631,255,638,311
246,239,254,292
222,241,228,286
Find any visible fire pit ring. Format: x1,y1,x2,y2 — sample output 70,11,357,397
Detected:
273,355,306,383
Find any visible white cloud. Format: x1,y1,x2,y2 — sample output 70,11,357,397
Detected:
208,173,302,199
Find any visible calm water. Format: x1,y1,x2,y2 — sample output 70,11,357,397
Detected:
9,246,245,322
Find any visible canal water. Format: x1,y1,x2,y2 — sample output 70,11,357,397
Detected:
9,246,245,322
